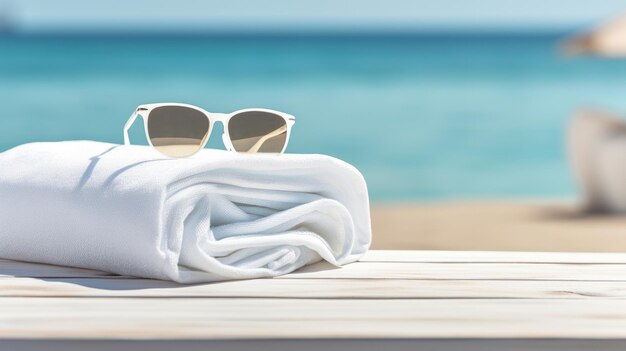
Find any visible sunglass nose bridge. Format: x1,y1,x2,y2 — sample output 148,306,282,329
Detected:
211,113,229,122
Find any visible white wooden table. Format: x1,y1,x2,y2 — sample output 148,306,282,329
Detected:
2,250,626,351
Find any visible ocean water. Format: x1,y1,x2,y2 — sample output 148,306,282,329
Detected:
2,33,626,201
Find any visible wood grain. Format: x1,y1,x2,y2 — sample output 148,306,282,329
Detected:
3,339,626,351
288,261,626,281
3,276,626,298
2,298,626,339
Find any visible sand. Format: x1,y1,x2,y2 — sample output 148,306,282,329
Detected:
370,200,626,252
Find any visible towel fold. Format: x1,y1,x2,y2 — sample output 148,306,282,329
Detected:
0,141,371,283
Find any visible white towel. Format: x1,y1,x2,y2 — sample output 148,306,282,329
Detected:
0,141,371,283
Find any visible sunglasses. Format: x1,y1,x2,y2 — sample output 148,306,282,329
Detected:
123,103,295,158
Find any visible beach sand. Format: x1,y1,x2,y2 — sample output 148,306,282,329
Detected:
370,200,626,252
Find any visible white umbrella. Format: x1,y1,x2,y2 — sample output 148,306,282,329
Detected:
563,12,626,57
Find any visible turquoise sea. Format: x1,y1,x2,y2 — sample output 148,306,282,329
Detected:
2,33,626,201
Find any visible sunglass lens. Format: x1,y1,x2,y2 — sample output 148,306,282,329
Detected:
227,111,288,153
147,106,210,157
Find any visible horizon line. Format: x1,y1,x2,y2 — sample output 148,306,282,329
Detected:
0,27,580,38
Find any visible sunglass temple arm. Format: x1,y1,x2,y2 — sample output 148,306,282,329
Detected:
123,112,139,145
246,124,288,153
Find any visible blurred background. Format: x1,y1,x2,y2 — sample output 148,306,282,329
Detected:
3,0,626,251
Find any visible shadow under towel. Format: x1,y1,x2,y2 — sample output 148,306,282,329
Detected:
0,141,371,283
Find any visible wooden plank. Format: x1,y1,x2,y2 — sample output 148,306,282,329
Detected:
286,261,626,281
2,298,626,339
5,259,626,283
4,256,626,283
362,250,626,264
2,339,626,351
3,276,626,299
0,251,626,281
2,250,626,281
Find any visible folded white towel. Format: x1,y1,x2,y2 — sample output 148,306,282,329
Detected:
0,141,371,283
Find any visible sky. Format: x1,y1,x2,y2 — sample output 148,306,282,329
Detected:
1,0,625,33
